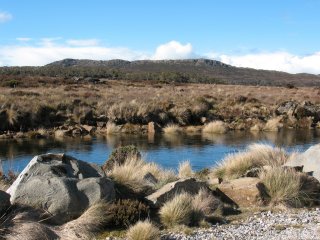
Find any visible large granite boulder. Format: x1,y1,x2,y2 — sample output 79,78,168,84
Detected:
285,144,320,181
146,178,211,207
7,153,115,224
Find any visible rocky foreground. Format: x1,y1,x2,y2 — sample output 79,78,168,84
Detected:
164,208,320,240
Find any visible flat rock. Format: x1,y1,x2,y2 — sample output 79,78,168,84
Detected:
146,178,210,207
216,177,264,208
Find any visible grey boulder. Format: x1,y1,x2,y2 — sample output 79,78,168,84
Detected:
146,178,211,207
7,153,115,224
285,144,320,181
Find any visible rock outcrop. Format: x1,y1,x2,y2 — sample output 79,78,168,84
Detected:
7,153,115,224
146,178,211,207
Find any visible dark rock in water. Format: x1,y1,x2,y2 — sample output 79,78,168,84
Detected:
0,190,10,213
275,101,298,116
7,153,115,225
146,178,213,207
103,145,141,171
294,101,320,121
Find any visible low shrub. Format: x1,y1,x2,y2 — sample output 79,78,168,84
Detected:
126,221,160,240
107,199,150,228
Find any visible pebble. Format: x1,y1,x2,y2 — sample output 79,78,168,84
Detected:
162,208,320,240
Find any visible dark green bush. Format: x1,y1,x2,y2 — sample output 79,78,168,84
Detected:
106,199,149,228
103,145,141,171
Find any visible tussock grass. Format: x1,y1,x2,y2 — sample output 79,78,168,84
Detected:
163,124,182,134
259,167,306,207
109,156,177,193
192,188,218,217
160,193,194,228
211,144,288,180
160,190,218,228
202,121,227,134
263,117,283,132
126,221,161,240
106,122,119,135
178,161,193,179
6,222,58,240
60,201,111,240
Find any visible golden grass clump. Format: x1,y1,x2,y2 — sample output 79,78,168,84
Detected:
109,156,177,193
163,124,182,134
202,121,227,134
159,190,217,228
60,201,111,240
126,221,161,240
192,188,218,217
159,192,194,228
178,161,194,179
263,117,283,132
211,143,288,180
259,167,306,207
106,122,119,135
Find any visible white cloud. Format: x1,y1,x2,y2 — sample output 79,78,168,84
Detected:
0,45,147,66
0,11,12,23
1,38,320,74
152,41,193,60
66,39,100,46
207,51,320,74
16,37,32,42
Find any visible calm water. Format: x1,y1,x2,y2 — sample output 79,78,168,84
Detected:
1,130,320,173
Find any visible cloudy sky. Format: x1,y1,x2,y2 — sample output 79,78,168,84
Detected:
1,0,320,74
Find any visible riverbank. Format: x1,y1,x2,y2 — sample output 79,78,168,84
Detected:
1,81,320,136
1,144,320,239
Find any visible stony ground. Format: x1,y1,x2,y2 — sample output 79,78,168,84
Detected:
163,208,320,240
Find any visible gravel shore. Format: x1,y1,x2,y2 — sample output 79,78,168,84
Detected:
164,208,320,240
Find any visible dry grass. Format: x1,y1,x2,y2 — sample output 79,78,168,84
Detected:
160,193,194,228
126,221,161,240
109,156,177,193
106,122,119,135
263,117,283,132
211,143,289,180
6,222,58,240
202,121,227,134
178,161,194,179
192,188,218,217
163,124,182,135
2,202,110,240
259,167,306,207
159,190,218,228
60,201,111,240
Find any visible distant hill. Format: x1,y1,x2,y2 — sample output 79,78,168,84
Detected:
46,58,320,86
1,58,320,87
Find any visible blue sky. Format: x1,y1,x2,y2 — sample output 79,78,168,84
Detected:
0,0,320,73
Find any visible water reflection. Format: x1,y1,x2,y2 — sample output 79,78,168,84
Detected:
0,129,319,173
